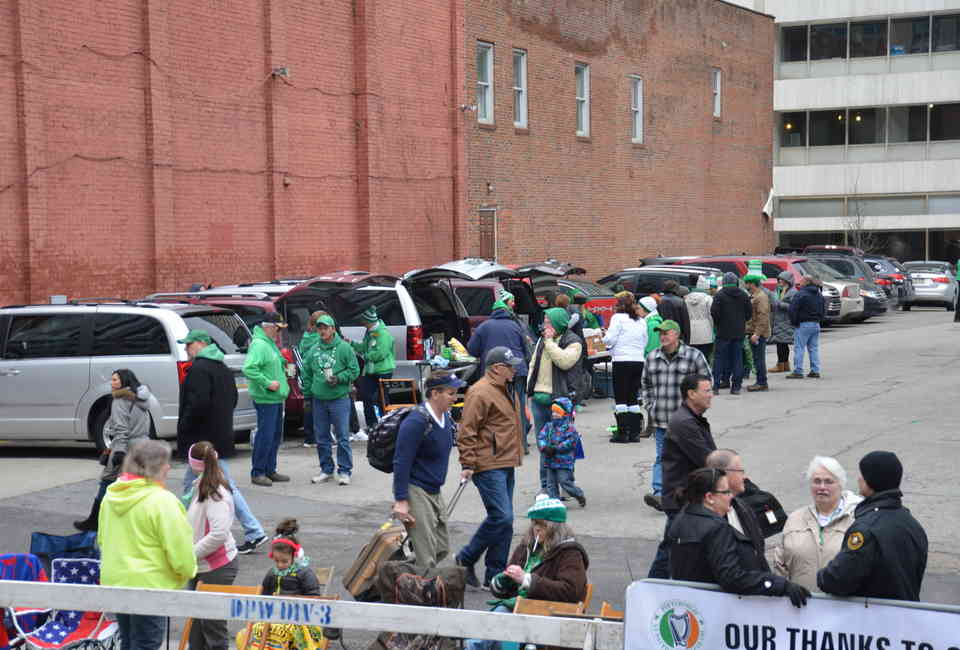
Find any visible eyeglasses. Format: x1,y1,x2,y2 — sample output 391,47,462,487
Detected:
725,468,745,473
710,489,733,495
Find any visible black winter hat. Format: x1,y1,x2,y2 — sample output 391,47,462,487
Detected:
859,450,903,493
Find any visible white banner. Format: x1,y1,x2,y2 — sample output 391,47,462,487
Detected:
625,581,960,650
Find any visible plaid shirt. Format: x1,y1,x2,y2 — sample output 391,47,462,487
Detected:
642,343,712,428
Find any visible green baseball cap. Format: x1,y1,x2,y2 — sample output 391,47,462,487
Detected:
177,329,213,345
315,314,336,328
654,319,681,333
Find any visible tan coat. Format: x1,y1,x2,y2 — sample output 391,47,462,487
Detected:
745,288,772,339
457,375,523,473
772,491,861,591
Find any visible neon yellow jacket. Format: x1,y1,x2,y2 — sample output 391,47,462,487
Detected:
98,477,197,590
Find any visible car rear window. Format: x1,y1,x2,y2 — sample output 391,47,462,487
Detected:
207,303,270,330
905,263,950,273
562,280,611,297
93,313,170,356
865,258,896,274
818,259,858,277
456,286,495,316
183,312,250,354
282,288,405,345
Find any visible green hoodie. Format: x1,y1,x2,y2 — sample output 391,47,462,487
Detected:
302,333,360,401
98,477,197,590
350,320,396,376
242,326,291,404
195,343,224,362
645,313,663,355
298,331,321,360
544,307,570,335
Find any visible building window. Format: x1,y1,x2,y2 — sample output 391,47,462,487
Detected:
630,75,643,143
888,105,928,142
575,63,590,136
930,103,960,141
891,17,930,55
781,26,808,62
781,112,806,147
512,49,527,128
933,14,960,52
809,110,846,146
850,20,887,58
711,68,722,118
848,108,885,145
476,42,494,124
810,23,847,60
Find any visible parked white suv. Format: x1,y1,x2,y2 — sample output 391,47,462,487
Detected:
0,301,257,450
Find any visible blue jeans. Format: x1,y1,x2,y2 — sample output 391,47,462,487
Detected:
314,396,352,476
530,400,551,490
303,399,315,444
750,336,768,386
713,337,744,390
357,372,391,428
794,321,821,374
546,467,583,500
182,459,265,543
647,511,678,579
457,467,515,583
117,614,165,650
464,604,512,650
652,427,666,495
251,402,283,478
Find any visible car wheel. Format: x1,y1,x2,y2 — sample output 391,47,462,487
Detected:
91,407,111,453
235,430,251,444
900,302,911,312
947,296,956,312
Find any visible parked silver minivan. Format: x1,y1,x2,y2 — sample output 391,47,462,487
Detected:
0,302,257,450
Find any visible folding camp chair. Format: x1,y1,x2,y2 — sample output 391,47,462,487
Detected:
1,554,50,649
22,559,118,649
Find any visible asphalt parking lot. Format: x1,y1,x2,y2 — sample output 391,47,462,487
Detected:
2,307,958,642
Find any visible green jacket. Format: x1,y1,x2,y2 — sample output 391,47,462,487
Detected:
645,313,663,355
98,477,197,590
298,331,321,360
302,333,360,401
581,308,601,330
351,321,396,375
242,327,291,404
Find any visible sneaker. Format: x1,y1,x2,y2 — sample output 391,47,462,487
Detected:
267,472,290,482
237,535,268,554
338,474,351,486
712,388,720,396
785,372,805,379
302,442,316,447
576,495,587,508
746,384,769,392
643,493,663,512
730,388,741,396
456,556,480,589
311,473,332,484
807,372,821,378
251,475,272,487
350,431,369,442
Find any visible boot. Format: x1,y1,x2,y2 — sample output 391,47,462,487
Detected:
73,494,102,532
769,362,788,373
626,411,647,442
610,412,629,443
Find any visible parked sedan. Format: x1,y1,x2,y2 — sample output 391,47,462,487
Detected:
865,256,916,310
903,261,959,311
807,255,887,320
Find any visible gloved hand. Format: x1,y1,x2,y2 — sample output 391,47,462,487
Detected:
784,581,811,608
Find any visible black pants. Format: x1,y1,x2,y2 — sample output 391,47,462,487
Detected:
612,361,644,406
357,372,392,428
188,557,239,649
776,343,790,364
692,343,713,363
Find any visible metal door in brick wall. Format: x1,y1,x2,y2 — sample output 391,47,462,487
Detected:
478,208,497,260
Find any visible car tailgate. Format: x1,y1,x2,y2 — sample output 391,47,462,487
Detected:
223,353,254,411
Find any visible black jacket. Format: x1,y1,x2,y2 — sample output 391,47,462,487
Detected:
731,497,770,572
710,287,752,340
789,284,825,326
658,292,691,344
262,565,321,597
668,504,786,597
662,403,716,512
177,356,239,458
817,490,928,601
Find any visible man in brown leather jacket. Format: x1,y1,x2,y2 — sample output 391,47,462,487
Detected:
455,346,523,589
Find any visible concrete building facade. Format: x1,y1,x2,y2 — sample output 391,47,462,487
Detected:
730,0,960,261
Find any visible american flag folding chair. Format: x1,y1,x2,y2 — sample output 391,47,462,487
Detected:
20,559,118,650
1,553,50,649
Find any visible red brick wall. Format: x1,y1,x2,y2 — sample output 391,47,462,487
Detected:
464,0,776,279
0,0,463,305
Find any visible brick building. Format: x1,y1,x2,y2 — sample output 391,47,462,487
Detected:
1,0,773,305
464,0,776,268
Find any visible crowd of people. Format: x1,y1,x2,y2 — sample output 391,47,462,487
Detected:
70,267,932,650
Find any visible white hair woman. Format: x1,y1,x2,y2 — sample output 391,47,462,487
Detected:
773,456,862,590
98,440,197,650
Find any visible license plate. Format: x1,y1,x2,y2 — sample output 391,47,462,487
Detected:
915,278,930,285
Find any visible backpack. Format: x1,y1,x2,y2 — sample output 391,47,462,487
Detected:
366,405,432,473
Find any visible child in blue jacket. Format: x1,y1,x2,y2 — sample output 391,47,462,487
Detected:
537,397,586,507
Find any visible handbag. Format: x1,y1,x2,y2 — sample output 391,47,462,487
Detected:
739,479,787,538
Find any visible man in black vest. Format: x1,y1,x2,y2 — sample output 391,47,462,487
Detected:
818,451,928,601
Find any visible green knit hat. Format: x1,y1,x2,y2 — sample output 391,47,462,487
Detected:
498,289,515,304
743,259,766,284
359,306,378,323
526,494,567,523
